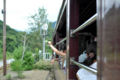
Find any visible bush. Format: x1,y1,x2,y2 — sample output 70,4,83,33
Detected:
6,52,13,59
11,60,24,78
13,46,23,60
11,60,23,71
33,60,52,70
22,51,34,70
12,46,34,70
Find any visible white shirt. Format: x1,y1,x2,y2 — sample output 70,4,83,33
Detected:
63,60,66,68
77,62,97,80
78,51,87,63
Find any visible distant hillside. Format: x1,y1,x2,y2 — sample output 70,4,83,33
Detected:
0,20,18,36
0,20,23,53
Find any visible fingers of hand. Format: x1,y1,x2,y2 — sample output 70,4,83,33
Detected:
48,41,50,44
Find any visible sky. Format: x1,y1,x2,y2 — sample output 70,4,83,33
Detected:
0,0,63,31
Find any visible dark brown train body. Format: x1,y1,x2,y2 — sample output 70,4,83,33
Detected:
52,0,120,80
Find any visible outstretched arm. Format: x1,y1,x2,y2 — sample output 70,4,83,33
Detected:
48,41,66,56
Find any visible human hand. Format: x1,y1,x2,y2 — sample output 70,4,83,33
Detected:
48,41,52,45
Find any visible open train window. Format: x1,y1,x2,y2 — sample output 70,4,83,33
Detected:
52,0,120,80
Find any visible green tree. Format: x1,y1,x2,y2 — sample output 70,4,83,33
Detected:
11,60,24,79
0,20,24,59
27,7,54,55
28,8,48,28
22,51,34,70
27,7,48,53
13,46,23,60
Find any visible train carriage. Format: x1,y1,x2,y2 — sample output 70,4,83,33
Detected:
52,0,120,80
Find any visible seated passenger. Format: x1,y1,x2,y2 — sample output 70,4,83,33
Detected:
76,42,97,80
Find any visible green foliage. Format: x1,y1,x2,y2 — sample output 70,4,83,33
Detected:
11,60,23,71
0,7,54,61
0,20,23,53
28,7,48,27
33,60,52,70
22,51,34,70
11,60,24,79
0,51,13,60
6,52,13,59
13,46,23,60
0,48,2,60
0,54,2,60
0,20,23,60
26,31,42,52
27,8,54,54
6,35,17,52
6,74,12,80
46,22,54,41
45,22,54,54
27,7,48,52
12,46,34,70
34,48,40,62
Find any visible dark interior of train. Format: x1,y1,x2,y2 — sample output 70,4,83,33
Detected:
53,0,97,79
77,0,96,58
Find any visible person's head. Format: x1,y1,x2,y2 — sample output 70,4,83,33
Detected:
63,45,66,53
82,42,96,66
86,42,96,59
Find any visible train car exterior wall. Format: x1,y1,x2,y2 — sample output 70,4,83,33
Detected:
97,0,120,80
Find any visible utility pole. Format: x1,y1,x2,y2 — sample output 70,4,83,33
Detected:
2,0,7,75
41,24,48,60
43,31,45,60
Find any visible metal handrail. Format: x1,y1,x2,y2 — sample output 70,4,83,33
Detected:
70,59,97,74
71,13,98,35
54,13,97,46
55,37,67,46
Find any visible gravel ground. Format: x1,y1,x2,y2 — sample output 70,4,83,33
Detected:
0,69,55,80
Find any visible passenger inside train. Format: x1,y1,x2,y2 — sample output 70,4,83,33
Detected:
48,41,66,57
48,41,67,69
76,41,97,80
